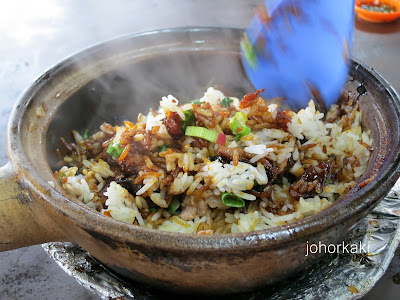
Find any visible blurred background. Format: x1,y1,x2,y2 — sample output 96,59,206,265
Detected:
0,0,400,299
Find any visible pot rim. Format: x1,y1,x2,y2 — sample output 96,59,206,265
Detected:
7,27,400,251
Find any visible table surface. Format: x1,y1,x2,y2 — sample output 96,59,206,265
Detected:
0,1,400,299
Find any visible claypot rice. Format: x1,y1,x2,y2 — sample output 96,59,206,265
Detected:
51,88,373,234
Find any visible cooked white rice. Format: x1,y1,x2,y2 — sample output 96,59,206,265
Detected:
53,87,373,234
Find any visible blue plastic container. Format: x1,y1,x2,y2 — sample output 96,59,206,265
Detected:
242,0,355,109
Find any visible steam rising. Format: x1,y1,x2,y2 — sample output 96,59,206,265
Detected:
45,1,265,168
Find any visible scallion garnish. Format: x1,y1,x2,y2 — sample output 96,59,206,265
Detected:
106,141,124,157
181,110,195,131
235,125,251,141
168,196,181,214
240,33,257,69
220,97,233,107
185,126,226,146
159,142,169,152
83,129,89,139
58,172,66,184
149,208,157,213
325,178,333,185
221,192,245,208
230,112,251,141
191,101,202,105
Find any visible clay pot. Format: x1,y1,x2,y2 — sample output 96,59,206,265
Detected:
0,28,399,294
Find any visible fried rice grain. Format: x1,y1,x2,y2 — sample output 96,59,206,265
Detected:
52,87,373,234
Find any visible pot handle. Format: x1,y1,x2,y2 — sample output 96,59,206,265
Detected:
0,162,69,252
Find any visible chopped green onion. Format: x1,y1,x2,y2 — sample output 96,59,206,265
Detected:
58,172,66,184
230,112,251,141
159,142,169,152
235,112,248,125
221,192,245,208
181,110,195,131
220,97,234,107
235,125,251,141
149,208,157,212
106,141,124,157
83,129,89,139
361,4,394,12
168,196,181,214
240,33,257,69
191,101,202,105
253,179,258,187
325,178,333,185
185,126,226,146
186,126,217,141
230,119,239,133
